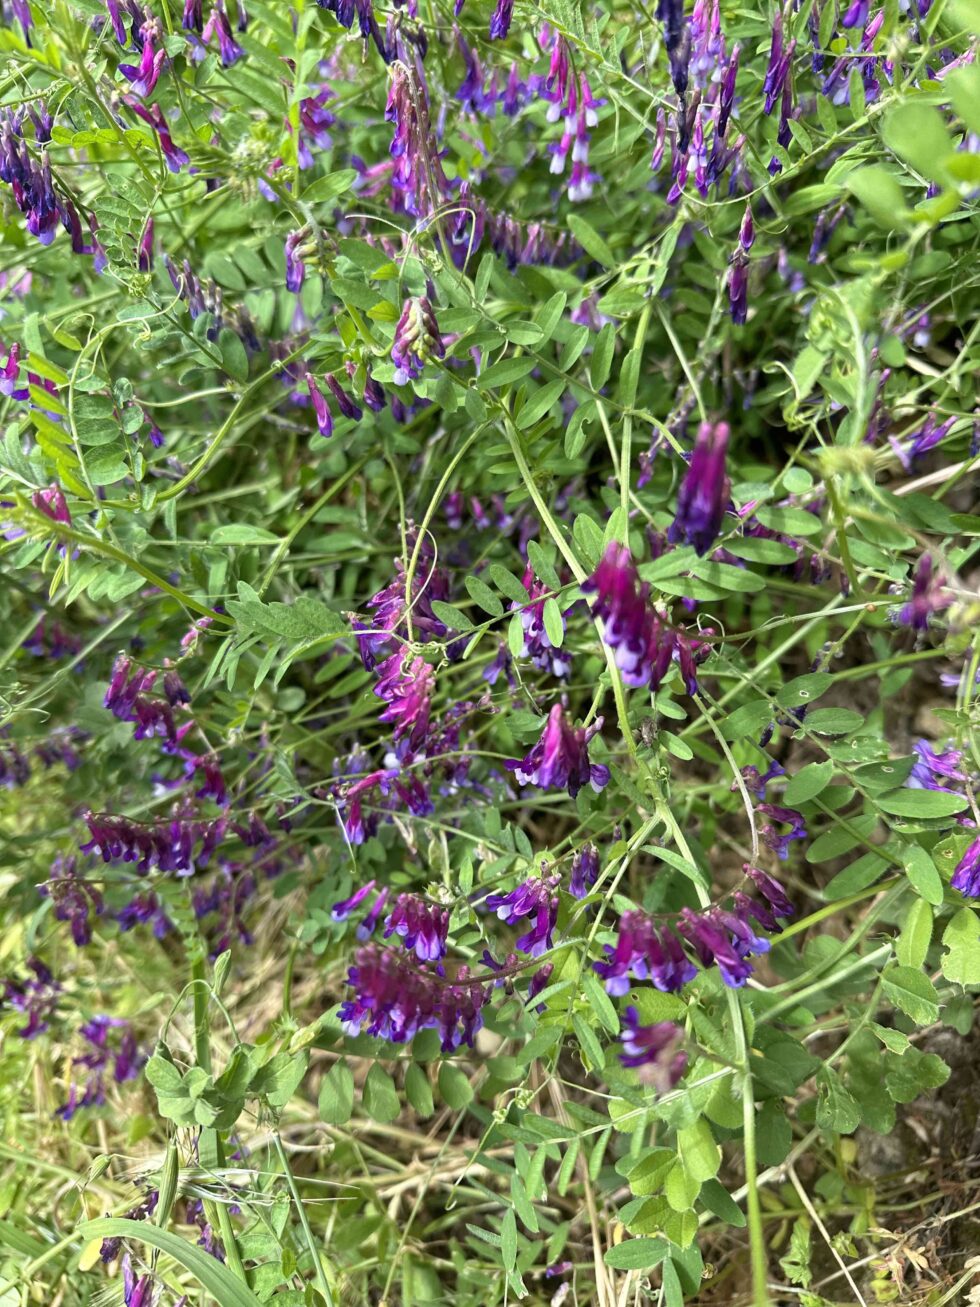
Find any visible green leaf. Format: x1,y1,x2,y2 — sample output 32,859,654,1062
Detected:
882,103,952,183
438,1062,474,1110
814,1066,861,1134
219,329,249,383
500,1208,517,1273
405,1063,434,1119
488,563,529,605
877,789,967,819
567,214,615,267
783,760,834,806
884,1048,950,1102
699,1179,746,1229
318,1060,354,1125
542,597,564,649
845,164,911,228
465,575,504,617
211,525,280,545
363,1063,401,1123
941,907,980,985
78,1220,264,1307
804,707,864,735
477,357,536,389
896,899,933,970
515,378,565,430
604,1238,670,1270
881,965,940,1026
676,1119,720,1182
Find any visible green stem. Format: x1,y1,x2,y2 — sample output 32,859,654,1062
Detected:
273,1131,335,1307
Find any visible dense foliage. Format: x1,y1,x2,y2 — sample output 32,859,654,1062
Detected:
1,0,979,1302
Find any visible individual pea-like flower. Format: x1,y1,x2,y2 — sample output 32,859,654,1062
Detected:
384,893,450,961
594,910,697,995
391,296,445,385
126,100,190,173
506,705,609,798
373,648,435,753
951,837,980,898
203,0,244,65
757,803,807,860
119,21,167,97
489,0,513,39
305,373,333,438
325,372,362,421
332,880,378,922
667,421,731,556
675,906,760,988
569,842,599,898
729,248,749,324
285,231,306,293
894,554,952,632
486,875,560,956
619,1008,688,1090
907,739,966,794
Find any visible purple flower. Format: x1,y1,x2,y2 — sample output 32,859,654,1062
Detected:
358,887,389,940
339,945,489,1050
619,1008,688,1089
569,843,599,898
137,217,153,272
514,565,571,677
374,649,435,753
81,810,228,875
717,43,740,137
41,856,104,947
506,705,609,798
183,0,204,30
594,910,697,995
386,62,448,217
122,1255,154,1307
908,739,965,794
667,421,731,555
485,875,560,956
332,880,377,922
952,837,980,898
889,412,957,470
305,374,333,438
32,482,71,527
336,769,433,846
729,248,749,325
742,862,799,925
203,1,244,65
384,893,450,961
126,100,189,173
324,371,362,421
2,957,60,1038
489,0,513,39
895,554,952,632
285,232,306,293
119,25,166,98
353,532,454,668
392,296,445,385
583,543,692,692
758,804,807,860
676,907,756,987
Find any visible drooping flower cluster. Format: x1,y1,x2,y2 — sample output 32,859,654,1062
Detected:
0,106,91,254
569,843,599,898
596,864,793,993
339,944,489,1049
486,874,560,956
385,62,448,218
1,957,61,1038
391,296,444,385
895,554,953,632
353,531,455,668
513,566,571,677
619,1008,688,1090
104,653,181,743
40,856,105,946
335,768,433,845
373,649,435,753
81,809,228,874
384,892,450,961
582,543,709,694
540,32,602,202
667,421,731,555
56,1015,144,1121
506,705,609,798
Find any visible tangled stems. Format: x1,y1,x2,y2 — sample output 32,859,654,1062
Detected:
501,401,769,1302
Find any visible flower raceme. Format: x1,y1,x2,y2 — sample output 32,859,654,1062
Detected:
505,705,609,799
667,420,731,556
582,543,709,694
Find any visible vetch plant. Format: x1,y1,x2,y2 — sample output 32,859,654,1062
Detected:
1,0,979,1303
